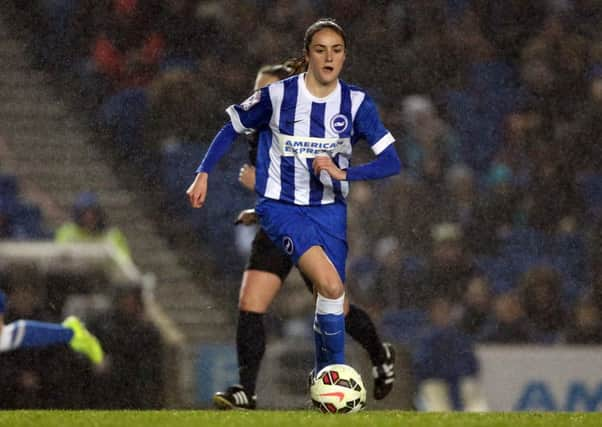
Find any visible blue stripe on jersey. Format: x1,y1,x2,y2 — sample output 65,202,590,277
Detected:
310,102,326,137
309,101,327,204
279,78,299,201
280,159,295,202
279,78,298,134
339,84,352,138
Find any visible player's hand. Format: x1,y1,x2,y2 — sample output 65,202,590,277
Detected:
234,209,258,225
186,172,208,208
313,154,347,181
238,164,256,191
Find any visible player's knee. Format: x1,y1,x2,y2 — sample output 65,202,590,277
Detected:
239,297,258,312
239,294,269,313
315,279,344,299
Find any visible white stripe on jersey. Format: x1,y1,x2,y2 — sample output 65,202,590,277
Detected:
294,155,310,205
269,82,284,132
372,132,395,155
350,90,366,129
13,320,26,348
263,83,285,200
294,86,312,205
265,136,282,200
225,105,249,133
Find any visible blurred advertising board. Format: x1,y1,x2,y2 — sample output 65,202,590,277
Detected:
477,346,602,411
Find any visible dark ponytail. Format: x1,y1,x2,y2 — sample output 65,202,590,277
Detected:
282,57,308,75
258,63,295,80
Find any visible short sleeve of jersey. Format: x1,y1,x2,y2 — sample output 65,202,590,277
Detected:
354,94,395,155
226,87,273,133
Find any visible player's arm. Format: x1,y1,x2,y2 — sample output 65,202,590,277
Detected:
345,94,401,181
187,122,239,208
238,163,256,191
233,163,259,224
345,145,401,181
188,88,272,208
312,145,400,181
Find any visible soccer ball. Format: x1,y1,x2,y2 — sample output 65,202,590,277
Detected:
310,364,366,414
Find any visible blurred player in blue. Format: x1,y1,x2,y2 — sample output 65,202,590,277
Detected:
211,64,396,409
0,288,104,365
187,18,400,401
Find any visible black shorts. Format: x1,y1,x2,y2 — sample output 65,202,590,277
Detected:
246,228,313,293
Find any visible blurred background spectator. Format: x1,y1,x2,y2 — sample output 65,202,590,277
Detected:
519,265,566,344
479,291,534,344
88,286,163,408
413,297,488,412
54,192,132,265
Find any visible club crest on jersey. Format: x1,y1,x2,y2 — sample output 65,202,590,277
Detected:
241,90,261,111
329,114,349,134
282,236,294,255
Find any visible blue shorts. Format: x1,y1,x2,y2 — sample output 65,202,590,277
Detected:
255,197,348,282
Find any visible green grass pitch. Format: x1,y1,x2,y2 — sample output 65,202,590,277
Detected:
0,411,600,427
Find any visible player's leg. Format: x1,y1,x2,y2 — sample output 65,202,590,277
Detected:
345,305,395,399
256,199,347,375
0,317,103,365
62,316,104,365
0,319,73,351
213,270,282,410
300,272,395,399
236,270,282,392
214,229,292,410
239,228,292,389
298,245,346,374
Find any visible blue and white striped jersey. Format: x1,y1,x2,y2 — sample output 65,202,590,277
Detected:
226,73,395,206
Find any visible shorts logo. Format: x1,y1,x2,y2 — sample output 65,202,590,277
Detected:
241,90,261,111
329,114,349,134
282,236,294,255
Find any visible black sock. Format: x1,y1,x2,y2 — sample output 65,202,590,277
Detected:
345,304,386,366
237,311,265,395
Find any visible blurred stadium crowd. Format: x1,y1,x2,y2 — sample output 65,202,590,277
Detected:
1,0,602,409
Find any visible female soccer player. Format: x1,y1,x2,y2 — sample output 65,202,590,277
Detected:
0,288,104,365
187,17,400,403
212,64,395,409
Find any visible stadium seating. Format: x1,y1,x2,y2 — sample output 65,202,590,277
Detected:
0,173,18,201
12,203,48,239
97,87,149,159
0,173,48,239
